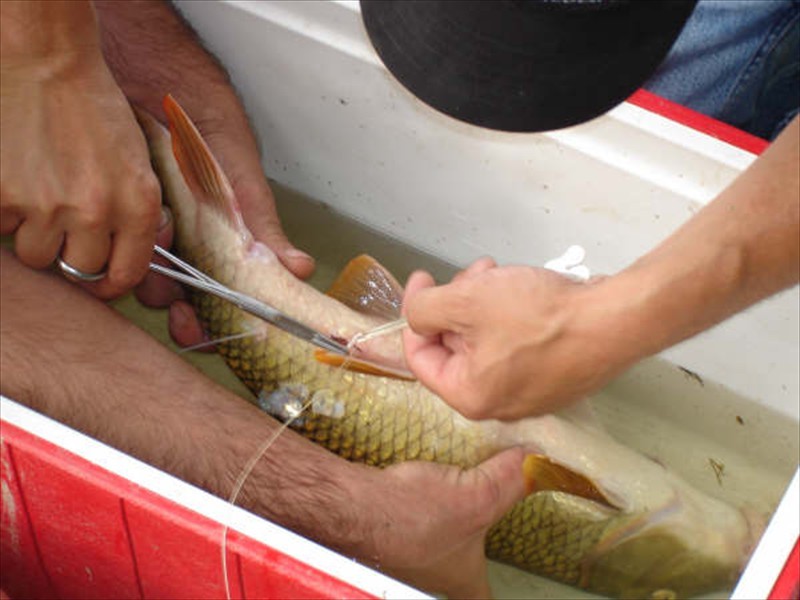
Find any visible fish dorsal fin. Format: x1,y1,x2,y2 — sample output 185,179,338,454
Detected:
162,94,245,230
314,350,415,381
523,454,616,509
326,255,404,320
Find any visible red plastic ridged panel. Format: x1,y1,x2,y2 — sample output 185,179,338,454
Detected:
0,421,375,600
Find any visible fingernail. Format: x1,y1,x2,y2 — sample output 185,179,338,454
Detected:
159,206,172,230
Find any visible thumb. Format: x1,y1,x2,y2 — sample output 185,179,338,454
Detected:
451,256,497,283
471,447,528,523
442,448,527,600
250,213,315,280
264,228,316,281
401,270,454,391
235,182,316,280
404,273,469,336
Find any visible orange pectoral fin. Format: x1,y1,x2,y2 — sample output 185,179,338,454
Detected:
314,349,416,381
523,454,616,509
326,254,405,320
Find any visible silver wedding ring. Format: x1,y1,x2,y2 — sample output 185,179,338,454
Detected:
57,256,107,282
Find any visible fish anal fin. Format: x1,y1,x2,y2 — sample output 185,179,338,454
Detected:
162,94,244,229
523,454,615,509
314,349,415,381
326,255,404,320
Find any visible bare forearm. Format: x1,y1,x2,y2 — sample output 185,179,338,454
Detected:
94,1,228,117
596,116,800,364
0,249,367,552
0,256,530,597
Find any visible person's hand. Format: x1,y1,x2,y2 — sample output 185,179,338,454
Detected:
402,258,624,420
135,176,314,348
0,6,162,300
362,447,527,599
133,124,314,349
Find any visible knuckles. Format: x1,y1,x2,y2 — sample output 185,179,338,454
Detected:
121,167,163,232
74,191,112,231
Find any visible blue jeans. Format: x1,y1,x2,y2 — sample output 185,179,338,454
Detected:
645,0,799,140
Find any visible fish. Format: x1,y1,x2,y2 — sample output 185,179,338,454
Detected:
137,95,758,599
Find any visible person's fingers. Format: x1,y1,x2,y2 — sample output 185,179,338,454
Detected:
59,223,112,281
402,327,453,389
440,447,528,599
168,299,213,350
135,268,185,308
401,270,439,351
468,447,528,522
13,218,64,270
135,206,184,307
402,270,461,395
0,207,22,235
90,228,157,299
403,269,436,298
267,230,316,280
404,279,470,335
237,183,315,280
452,256,496,283
78,181,161,298
427,448,527,599
587,273,609,285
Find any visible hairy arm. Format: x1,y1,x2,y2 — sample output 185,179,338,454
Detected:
403,116,799,420
0,249,524,597
0,247,352,537
94,0,314,283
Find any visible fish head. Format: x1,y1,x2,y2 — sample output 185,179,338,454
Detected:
583,504,753,599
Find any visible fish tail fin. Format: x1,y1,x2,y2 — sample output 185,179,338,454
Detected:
162,94,245,229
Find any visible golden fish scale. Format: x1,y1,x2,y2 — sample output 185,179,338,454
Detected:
181,247,737,597
193,290,494,468
187,281,738,598
154,104,742,597
185,268,624,591
488,492,617,585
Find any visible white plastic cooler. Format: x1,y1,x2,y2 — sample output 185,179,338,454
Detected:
1,1,797,598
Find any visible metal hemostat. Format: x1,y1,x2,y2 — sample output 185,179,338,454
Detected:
149,245,349,355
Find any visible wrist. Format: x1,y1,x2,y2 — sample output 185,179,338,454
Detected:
318,461,384,565
546,276,646,396
579,272,660,365
234,433,379,564
589,236,748,365
1,1,100,63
